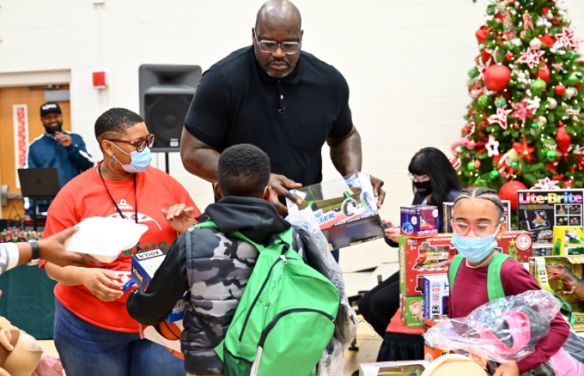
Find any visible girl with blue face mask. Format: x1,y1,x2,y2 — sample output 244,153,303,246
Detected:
449,187,571,376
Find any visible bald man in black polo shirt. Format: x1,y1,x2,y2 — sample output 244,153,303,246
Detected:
181,0,385,215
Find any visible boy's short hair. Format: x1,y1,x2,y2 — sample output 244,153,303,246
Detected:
218,144,271,197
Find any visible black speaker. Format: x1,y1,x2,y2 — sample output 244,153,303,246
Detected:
139,65,202,152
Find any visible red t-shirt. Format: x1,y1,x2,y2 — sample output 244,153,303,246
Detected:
41,165,199,332
449,259,571,373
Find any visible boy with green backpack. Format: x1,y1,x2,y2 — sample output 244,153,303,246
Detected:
127,144,340,376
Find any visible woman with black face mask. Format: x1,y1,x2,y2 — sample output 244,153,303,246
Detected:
357,147,463,363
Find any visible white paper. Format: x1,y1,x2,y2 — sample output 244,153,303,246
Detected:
65,217,148,263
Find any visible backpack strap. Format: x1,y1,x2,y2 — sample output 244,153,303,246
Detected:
448,254,465,294
487,253,511,301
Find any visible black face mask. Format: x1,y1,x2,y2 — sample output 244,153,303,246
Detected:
414,180,433,196
47,124,62,134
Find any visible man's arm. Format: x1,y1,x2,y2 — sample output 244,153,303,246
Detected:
127,236,189,326
327,127,385,208
179,130,221,183
64,135,95,172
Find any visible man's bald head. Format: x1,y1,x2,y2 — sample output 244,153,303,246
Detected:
255,0,302,33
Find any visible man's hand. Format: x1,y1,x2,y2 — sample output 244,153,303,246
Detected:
38,227,101,267
382,220,400,243
162,204,195,234
81,268,124,302
269,173,302,214
370,175,385,209
493,361,520,376
54,132,73,147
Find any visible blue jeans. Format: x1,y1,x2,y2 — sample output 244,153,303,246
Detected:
54,300,185,376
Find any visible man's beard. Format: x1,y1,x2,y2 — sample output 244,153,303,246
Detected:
46,122,63,134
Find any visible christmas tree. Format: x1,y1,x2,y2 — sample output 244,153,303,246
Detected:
452,0,584,205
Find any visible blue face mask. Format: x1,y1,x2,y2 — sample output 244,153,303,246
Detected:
451,225,501,263
110,142,152,173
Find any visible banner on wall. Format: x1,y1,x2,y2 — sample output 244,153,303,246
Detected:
13,104,28,189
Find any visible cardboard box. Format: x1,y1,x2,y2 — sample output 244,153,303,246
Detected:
443,200,511,233
132,248,188,323
423,319,450,362
518,189,584,246
529,256,584,331
286,172,384,248
400,205,439,238
399,232,533,328
422,275,449,321
359,361,427,376
553,226,584,256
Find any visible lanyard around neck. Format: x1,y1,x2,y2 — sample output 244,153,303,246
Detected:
98,165,138,224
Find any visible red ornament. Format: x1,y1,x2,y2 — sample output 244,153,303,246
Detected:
564,180,574,188
484,65,512,91
537,65,551,83
547,163,558,173
476,26,489,44
499,181,528,210
480,50,492,63
539,34,556,47
505,52,514,61
556,122,571,160
542,7,549,16
555,84,566,96
512,136,535,163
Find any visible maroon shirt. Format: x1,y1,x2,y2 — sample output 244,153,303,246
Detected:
449,258,571,373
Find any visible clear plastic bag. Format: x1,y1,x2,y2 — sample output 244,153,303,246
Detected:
287,208,358,376
424,290,561,364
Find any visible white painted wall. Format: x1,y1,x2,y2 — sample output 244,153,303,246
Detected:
1,0,583,271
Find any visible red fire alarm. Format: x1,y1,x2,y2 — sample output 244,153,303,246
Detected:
93,71,107,89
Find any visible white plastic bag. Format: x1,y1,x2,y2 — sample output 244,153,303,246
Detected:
65,217,148,263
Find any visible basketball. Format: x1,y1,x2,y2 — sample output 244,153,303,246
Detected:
156,321,182,340
154,322,184,360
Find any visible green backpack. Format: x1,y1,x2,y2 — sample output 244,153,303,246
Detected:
448,253,575,326
195,221,340,376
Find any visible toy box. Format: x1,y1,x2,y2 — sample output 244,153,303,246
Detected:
358,361,427,376
422,275,449,321
400,232,533,328
553,226,584,256
529,256,584,331
423,319,450,362
518,189,584,246
443,200,511,233
400,205,439,238
131,248,188,323
286,172,384,248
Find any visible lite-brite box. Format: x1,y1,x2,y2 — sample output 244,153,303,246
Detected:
443,200,511,233
529,256,584,331
358,361,428,376
286,172,384,248
518,189,584,246
400,232,533,328
400,206,439,238
132,248,188,323
553,226,584,256
422,275,449,321
423,319,450,362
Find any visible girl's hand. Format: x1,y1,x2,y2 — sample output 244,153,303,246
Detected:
162,203,195,234
493,361,520,376
81,269,123,302
382,220,400,243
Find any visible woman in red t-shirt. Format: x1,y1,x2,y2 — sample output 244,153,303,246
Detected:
43,108,200,376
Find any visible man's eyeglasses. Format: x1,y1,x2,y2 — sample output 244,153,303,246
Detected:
253,30,301,55
107,134,155,152
451,221,502,236
408,173,429,182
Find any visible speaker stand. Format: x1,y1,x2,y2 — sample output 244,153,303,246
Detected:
165,152,170,174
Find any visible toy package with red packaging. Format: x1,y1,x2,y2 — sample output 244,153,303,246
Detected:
286,172,384,249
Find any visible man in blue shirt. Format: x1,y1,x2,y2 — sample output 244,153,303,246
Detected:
24,103,94,219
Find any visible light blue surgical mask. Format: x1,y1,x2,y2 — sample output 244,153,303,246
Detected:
110,142,152,173
451,224,501,263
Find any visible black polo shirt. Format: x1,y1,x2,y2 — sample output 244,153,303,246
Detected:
184,46,353,186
